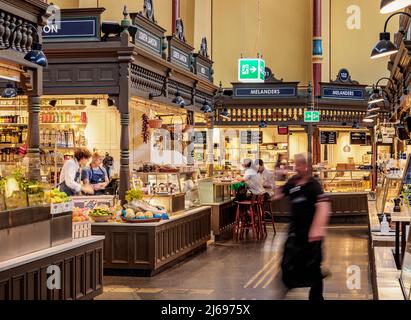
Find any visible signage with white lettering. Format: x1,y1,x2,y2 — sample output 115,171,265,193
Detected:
135,27,161,54
321,131,337,144
170,47,190,69
240,131,263,144
350,132,367,145
196,62,210,79
43,18,97,41
234,87,296,99
322,87,364,100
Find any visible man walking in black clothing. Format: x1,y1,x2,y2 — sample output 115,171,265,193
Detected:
273,154,331,300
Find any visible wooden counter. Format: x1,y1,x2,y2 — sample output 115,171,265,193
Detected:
0,236,104,300
202,199,236,240
91,206,211,276
272,192,369,224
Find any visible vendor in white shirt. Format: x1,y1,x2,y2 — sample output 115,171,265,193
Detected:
59,148,94,196
237,158,265,196
256,159,275,197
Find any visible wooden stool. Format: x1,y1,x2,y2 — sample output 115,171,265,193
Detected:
233,195,260,240
264,196,276,236
255,194,267,239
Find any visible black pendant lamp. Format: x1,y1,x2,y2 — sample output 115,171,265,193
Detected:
371,12,411,59
380,0,411,14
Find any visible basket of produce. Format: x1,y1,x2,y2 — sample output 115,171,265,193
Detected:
89,205,113,222
148,118,163,129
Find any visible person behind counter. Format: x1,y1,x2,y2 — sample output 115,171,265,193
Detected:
59,148,94,196
82,151,110,195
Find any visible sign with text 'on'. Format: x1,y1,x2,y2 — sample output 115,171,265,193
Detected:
304,111,320,123
238,58,265,83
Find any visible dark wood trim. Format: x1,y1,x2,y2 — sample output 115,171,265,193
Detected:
0,239,104,300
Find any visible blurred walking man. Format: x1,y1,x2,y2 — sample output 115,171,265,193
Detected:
273,154,331,300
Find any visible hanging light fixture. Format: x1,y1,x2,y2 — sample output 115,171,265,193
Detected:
352,121,360,129
201,100,213,113
371,12,411,59
363,118,375,123
367,104,381,113
172,88,186,108
380,0,411,14
259,120,267,128
343,145,351,153
1,84,17,98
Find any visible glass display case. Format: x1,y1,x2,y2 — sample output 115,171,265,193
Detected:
198,178,233,204
315,169,372,193
376,175,402,214
132,171,186,213
400,233,411,299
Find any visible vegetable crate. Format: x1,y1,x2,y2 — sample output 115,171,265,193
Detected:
72,221,91,239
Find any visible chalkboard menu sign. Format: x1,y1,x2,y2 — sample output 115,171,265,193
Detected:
320,131,337,144
240,131,263,144
194,131,207,144
350,132,367,145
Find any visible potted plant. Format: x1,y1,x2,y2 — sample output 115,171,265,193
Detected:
125,188,144,206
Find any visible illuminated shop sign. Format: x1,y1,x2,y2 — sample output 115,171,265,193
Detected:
234,87,296,99
321,87,364,100
43,18,98,41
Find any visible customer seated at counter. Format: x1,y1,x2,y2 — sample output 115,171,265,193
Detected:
256,159,275,197
59,148,94,196
82,151,110,195
235,158,265,200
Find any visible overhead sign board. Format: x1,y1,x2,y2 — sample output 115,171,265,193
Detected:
234,86,296,98
238,58,265,83
321,87,365,100
240,131,263,144
43,17,99,41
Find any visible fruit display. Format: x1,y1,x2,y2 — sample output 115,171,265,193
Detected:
125,189,144,203
72,207,89,223
127,199,166,215
120,206,168,222
89,205,113,217
45,188,71,204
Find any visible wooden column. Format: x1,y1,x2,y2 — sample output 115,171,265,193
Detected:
26,95,41,181
370,127,377,190
118,31,133,203
172,0,180,33
312,0,322,96
307,124,313,175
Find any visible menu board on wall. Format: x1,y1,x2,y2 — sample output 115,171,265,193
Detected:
194,131,207,144
350,132,367,145
240,131,263,144
320,131,337,144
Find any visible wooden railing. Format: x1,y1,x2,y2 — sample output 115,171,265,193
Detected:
0,9,36,53
214,106,389,126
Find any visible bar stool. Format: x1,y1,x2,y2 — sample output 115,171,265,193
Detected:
263,196,276,235
255,194,268,239
233,194,259,240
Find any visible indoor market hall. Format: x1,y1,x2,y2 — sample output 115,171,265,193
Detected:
0,0,411,305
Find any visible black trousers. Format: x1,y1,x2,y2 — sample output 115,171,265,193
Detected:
309,279,324,301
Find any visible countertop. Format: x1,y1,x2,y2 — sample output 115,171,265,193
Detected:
0,236,105,273
93,206,212,227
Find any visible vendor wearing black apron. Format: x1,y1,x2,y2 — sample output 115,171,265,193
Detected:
82,151,109,196
59,148,94,196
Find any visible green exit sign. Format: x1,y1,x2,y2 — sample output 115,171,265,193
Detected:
304,111,320,122
238,58,265,83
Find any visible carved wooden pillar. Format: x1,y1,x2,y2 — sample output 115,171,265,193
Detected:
312,0,322,96
26,96,41,181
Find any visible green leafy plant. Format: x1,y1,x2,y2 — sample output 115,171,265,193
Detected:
401,184,411,207
125,189,144,203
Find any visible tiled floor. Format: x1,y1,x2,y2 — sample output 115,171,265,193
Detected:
97,224,373,300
